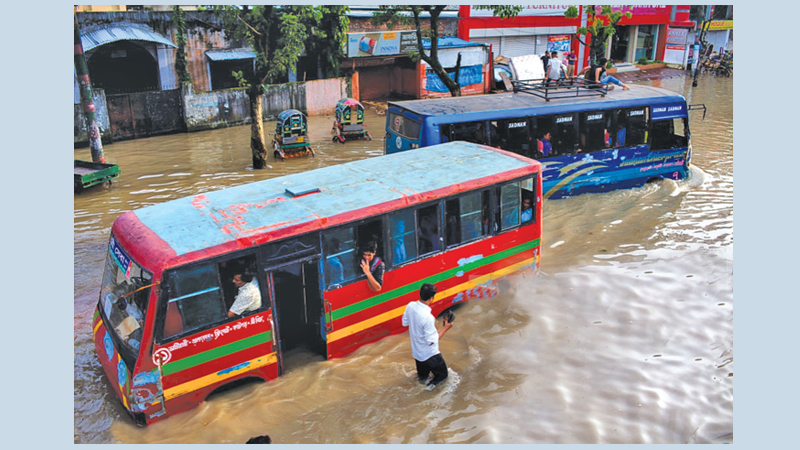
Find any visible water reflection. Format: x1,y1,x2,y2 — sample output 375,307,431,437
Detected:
75,75,732,444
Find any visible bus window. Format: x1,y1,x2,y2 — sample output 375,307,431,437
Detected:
445,190,488,248
650,117,688,150
499,182,521,230
217,254,260,313
389,210,417,266
532,116,555,158
495,118,531,155
441,121,488,145
323,228,357,286
553,113,580,155
416,203,441,256
521,177,535,224
580,111,610,153
100,243,152,355
323,218,384,287
388,112,421,139
163,263,227,339
613,108,648,148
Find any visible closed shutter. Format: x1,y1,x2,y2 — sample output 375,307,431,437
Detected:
472,37,501,59
502,36,537,58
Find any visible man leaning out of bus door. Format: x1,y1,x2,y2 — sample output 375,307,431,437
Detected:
360,240,385,292
228,273,262,317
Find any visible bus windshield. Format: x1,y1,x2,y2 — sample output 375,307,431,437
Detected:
99,235,153,356
388,111,421,139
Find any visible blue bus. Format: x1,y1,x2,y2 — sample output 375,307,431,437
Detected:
384,84,693,199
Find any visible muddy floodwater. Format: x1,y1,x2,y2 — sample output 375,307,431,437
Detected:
74,75,733,444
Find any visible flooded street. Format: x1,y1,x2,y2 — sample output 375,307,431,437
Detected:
74,74,732,444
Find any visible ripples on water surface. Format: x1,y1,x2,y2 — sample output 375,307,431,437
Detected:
74,75,733,444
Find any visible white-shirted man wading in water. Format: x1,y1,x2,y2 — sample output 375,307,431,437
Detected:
402,283,454,386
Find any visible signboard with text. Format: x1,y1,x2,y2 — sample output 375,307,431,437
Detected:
666,27,688,45
470,5,569,17
347,31,418,58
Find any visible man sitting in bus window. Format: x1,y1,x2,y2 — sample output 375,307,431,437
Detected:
360,241,384,292
521,198,533,223
538,131,553,157
227,273,261,318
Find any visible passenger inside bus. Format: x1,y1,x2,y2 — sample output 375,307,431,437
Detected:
392,220,408,264
359,241,384,292
227,273,261,318
538,131,553,156
521,198,533,223
327,238,345,284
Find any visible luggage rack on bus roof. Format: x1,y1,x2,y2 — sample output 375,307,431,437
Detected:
512,78,608,101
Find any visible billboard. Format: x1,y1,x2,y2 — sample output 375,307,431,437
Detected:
347,31,418,58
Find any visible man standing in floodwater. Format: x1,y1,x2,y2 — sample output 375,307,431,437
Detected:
402,283,454,386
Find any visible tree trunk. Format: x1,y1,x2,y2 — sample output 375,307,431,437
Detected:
249,85,267,169
74,12,105,163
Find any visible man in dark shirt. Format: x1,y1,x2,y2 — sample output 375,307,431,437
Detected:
360,240,384,292
540,51,550,74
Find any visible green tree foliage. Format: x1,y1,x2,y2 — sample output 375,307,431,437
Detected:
372,5,521,97
173,5,192,84
213,5,349,168
310,6,350,79
565,5,632,62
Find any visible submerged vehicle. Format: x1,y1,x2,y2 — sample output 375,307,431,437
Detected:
332,98,372,143
92,141,542,425
273,109,314,160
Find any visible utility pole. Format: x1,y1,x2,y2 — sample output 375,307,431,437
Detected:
74,9,105,163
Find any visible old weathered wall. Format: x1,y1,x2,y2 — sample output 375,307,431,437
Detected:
74,89,113,146
181,77,351,133
304,78,349,116
182,83,251,132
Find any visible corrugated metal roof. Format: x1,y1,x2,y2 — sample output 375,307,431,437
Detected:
205,49,257,61
80,22,176,52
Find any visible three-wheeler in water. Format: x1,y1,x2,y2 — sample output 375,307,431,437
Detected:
332,98,372,144
74,159,120,193
272,109,315,161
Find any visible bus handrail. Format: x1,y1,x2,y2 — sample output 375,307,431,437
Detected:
688,104,707,120
512,78,608,101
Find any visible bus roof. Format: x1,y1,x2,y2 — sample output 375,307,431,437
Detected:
119,142,538,264
388,85,685,118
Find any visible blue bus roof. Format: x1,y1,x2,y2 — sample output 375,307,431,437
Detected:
388,85,686,119
130,142,537,257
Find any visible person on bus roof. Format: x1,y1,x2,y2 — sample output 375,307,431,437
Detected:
586,58,630,91
360,241,384,292
227,273,261,318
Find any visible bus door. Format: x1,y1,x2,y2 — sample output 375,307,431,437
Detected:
266,257,326,374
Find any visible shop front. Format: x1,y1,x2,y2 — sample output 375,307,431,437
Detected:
458,5,578,60
606,6,671,64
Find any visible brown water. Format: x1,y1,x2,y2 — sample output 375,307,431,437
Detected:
74,75,733,444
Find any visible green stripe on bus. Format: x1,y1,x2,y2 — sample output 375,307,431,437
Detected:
162,331,272,376
332,238,539,321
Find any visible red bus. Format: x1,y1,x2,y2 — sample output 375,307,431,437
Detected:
92,141,542,425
